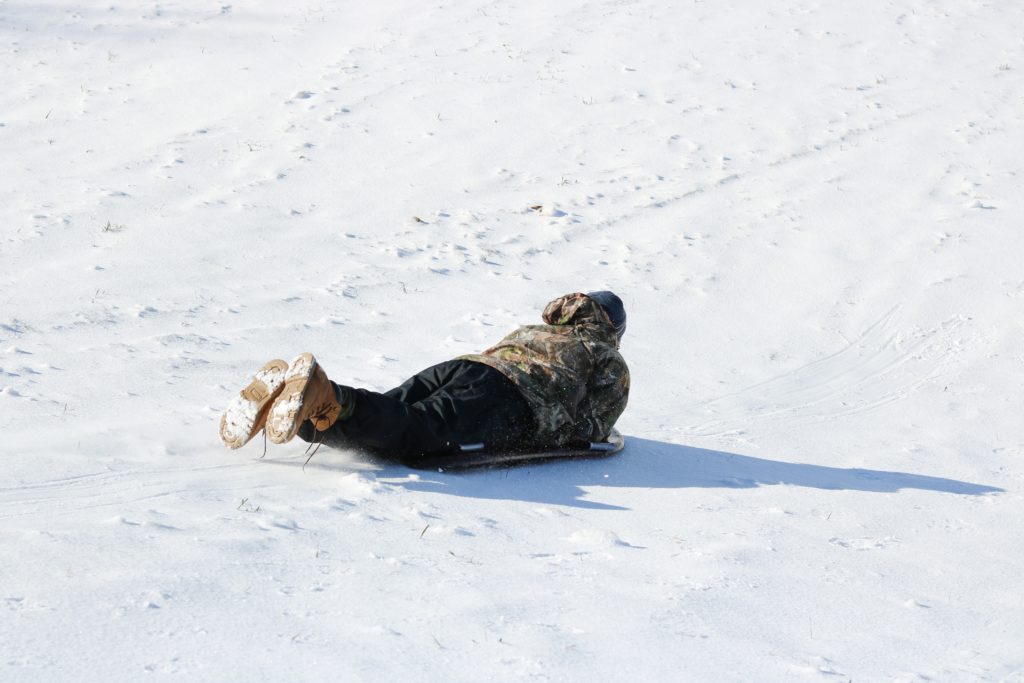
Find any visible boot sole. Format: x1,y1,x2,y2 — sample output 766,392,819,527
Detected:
219,359,289,449
266,352,318,444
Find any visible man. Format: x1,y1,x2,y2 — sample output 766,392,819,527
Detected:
219,291,629,466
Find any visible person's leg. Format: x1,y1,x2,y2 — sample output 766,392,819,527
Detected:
295,365,453,451
301,360,535,462
380,361,462,404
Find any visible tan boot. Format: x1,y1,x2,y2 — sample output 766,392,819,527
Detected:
219,359,289,449
265,353,343,444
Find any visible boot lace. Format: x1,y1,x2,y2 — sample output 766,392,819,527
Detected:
302,401,338,470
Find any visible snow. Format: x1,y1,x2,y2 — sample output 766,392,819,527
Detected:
2,0,1023,680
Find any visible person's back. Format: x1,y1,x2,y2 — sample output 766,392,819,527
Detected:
462,292,629,445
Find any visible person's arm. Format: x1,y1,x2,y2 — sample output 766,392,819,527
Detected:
570,353,630,443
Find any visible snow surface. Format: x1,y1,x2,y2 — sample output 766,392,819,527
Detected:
2,0,1023,680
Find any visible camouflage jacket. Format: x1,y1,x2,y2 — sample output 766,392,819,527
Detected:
460,293,630,445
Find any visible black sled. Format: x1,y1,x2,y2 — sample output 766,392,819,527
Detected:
410,429,625,470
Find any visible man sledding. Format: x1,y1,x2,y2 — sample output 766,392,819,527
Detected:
219,291,629,467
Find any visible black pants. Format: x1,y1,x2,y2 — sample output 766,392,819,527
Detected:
298,360,536,465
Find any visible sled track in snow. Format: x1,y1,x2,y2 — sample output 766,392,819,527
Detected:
0,464,256,520
682,306,972,438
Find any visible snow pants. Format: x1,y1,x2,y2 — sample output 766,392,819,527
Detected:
297,359,536,465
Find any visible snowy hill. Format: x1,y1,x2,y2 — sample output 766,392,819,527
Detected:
2,0,1022,680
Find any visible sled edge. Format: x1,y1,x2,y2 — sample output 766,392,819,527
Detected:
411,429,625,470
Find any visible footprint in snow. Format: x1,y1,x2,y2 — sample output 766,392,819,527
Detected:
566,529,644,549
829,536,899,550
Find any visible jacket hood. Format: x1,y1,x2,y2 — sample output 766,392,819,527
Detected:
541,293,621,345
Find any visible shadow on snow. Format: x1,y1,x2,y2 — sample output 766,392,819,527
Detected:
371,436,1004,511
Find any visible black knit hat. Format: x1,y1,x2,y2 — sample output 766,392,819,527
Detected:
586,291,626,339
